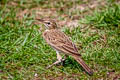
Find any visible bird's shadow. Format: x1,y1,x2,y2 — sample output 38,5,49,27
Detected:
62,57,83,69
60,57,92,76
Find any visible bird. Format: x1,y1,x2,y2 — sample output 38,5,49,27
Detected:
36,18,93,75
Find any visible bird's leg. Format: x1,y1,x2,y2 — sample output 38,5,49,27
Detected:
46,51,66,69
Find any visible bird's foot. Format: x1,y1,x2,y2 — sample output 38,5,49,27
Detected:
46,58,65,69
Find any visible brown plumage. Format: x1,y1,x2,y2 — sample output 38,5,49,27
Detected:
37,18,93,75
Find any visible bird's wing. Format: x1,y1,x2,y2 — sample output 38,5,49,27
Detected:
42,29,81,56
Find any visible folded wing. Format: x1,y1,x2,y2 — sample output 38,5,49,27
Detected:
43,30,81,56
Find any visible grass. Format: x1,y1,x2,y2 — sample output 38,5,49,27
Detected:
0,0,120,80
81,4,120,28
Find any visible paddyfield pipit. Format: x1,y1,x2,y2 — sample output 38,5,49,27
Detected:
37,18,93,75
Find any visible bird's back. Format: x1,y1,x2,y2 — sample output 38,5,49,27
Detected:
42,29,81,56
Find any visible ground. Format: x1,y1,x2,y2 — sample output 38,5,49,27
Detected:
0,0,120,80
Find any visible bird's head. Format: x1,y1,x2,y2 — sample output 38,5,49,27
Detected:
37,18,58,30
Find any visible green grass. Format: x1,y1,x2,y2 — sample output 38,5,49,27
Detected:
0,0,120,80
81,4,120,28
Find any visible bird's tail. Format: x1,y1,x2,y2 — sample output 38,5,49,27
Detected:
72,55,93,76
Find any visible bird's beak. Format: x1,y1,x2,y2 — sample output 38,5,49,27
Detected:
36,19,45,23
36,19,48,28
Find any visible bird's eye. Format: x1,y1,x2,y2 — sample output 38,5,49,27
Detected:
47,22,50,25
